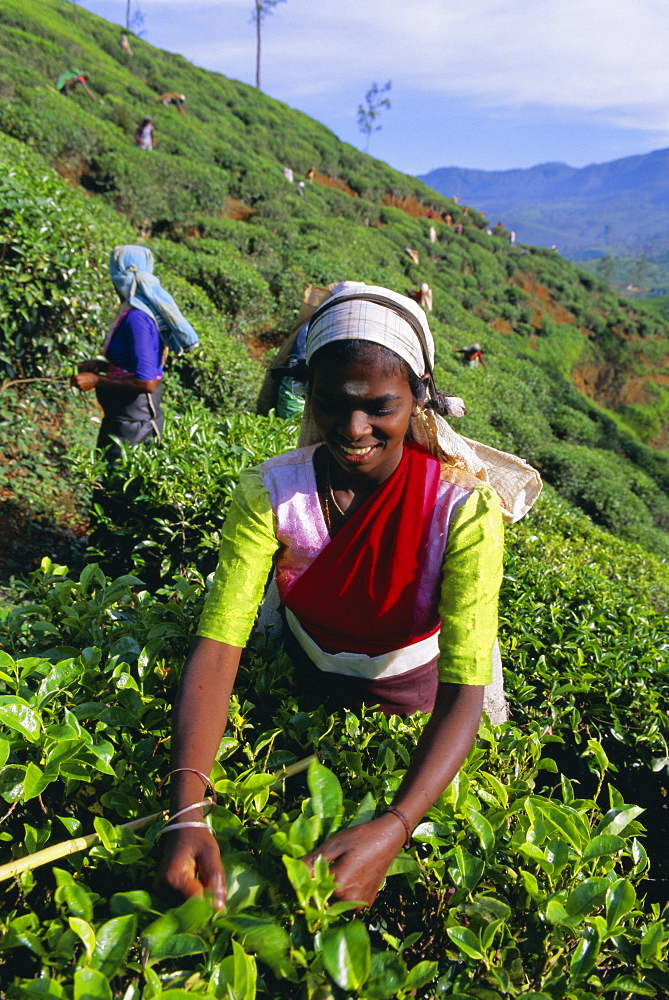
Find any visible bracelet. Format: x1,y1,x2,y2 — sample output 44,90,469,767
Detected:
156,820,213,839
168,799,215,821
386,806,413,849
160,767,217,802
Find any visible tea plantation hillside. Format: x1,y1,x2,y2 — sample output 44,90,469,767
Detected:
0,2,668,997
2,0,669,569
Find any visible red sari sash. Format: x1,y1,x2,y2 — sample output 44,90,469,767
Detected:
283,442,441,656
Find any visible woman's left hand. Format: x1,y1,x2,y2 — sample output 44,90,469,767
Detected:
302,813,406,907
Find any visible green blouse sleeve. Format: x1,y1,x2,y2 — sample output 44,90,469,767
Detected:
437,483,504,686
196,467,279,647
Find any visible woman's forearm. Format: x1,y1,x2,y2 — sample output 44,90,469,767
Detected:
169,638,242,816
95,373,159,393
390,682,483,830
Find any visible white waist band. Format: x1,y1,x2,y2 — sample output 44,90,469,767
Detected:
285,608,440,680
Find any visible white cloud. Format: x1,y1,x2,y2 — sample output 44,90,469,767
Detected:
79,0,669,162
88,0,669,120
259,0,669,126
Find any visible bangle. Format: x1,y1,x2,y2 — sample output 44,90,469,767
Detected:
386,806,413,849
168,799,215,821
160,768,217,805
156,820,213,839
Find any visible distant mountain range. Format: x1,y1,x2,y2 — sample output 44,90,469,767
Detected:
419,149,669,290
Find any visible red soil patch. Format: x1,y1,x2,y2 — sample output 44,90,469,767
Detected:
572,363,622,402
225,198,256,221
55,156,89,187
512,274,576,328
382,193,433,218
311,172,358,197
489,317,513,335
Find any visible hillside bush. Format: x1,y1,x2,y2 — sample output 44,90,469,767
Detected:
71,403,299,587
0,134,125,380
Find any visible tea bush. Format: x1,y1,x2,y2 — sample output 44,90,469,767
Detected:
71,403,299,586
0,133,126,380
0,555,667,997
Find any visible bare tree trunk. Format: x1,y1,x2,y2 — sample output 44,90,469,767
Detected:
255,1,262,89
126,0,131,30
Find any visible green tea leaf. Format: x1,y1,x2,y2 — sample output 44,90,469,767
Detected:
23,762,53,800
0,696,41,742
54,869,94,922
569,924,601,980
447,926,485,960
147,932,208,961
582,834,626,861
307,759,343,827
464,803,495,853
222,913,290,976
565,877,609,918
605,976,657,995
640,921,666,962
595,805,645,838
89,914,136,979
447,845,484,889
404,959,439,990
321,920,371,990
364,950,408,999
73,968,112,1000
68,917,96,963
606,879,636,929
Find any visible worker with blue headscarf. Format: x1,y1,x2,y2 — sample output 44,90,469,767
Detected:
73,245,198,464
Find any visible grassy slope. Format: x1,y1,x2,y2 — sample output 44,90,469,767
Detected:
1,0,669,559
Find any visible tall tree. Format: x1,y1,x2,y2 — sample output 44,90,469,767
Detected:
253,0,286,91
357,81,392,153
595,254,615,286
125,1,146,36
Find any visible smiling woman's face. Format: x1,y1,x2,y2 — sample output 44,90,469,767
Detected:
309,343,416,486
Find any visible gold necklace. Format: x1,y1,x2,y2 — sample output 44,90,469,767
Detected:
324,455,350,529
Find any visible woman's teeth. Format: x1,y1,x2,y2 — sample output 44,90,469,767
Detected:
340,444,374,456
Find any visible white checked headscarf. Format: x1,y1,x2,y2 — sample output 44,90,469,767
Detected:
298,281,542,523
306,281,432,378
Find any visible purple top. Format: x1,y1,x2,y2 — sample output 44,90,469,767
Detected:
106,308,163,381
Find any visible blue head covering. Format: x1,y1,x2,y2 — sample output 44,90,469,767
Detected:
109,245,199,355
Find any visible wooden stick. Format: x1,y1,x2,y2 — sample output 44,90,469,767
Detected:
0,811,164,882
271,753,317,787
0,377,72,393
0,755,318,882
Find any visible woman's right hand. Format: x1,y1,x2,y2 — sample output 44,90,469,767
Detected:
72,371,99,391
155,827,226,910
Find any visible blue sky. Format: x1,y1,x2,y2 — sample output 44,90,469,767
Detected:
76,0,669,176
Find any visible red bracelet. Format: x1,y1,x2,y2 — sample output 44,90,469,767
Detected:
386,806,413,849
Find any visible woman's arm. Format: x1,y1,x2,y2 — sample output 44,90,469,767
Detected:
72,371,160,393
303,485,503,905
155,637,242,909
77,359,109,374
156,469,279,907
302,681,482,905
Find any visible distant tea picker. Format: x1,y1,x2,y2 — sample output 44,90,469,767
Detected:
55,68,97,101
72,245,198,465
156,91,186,115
